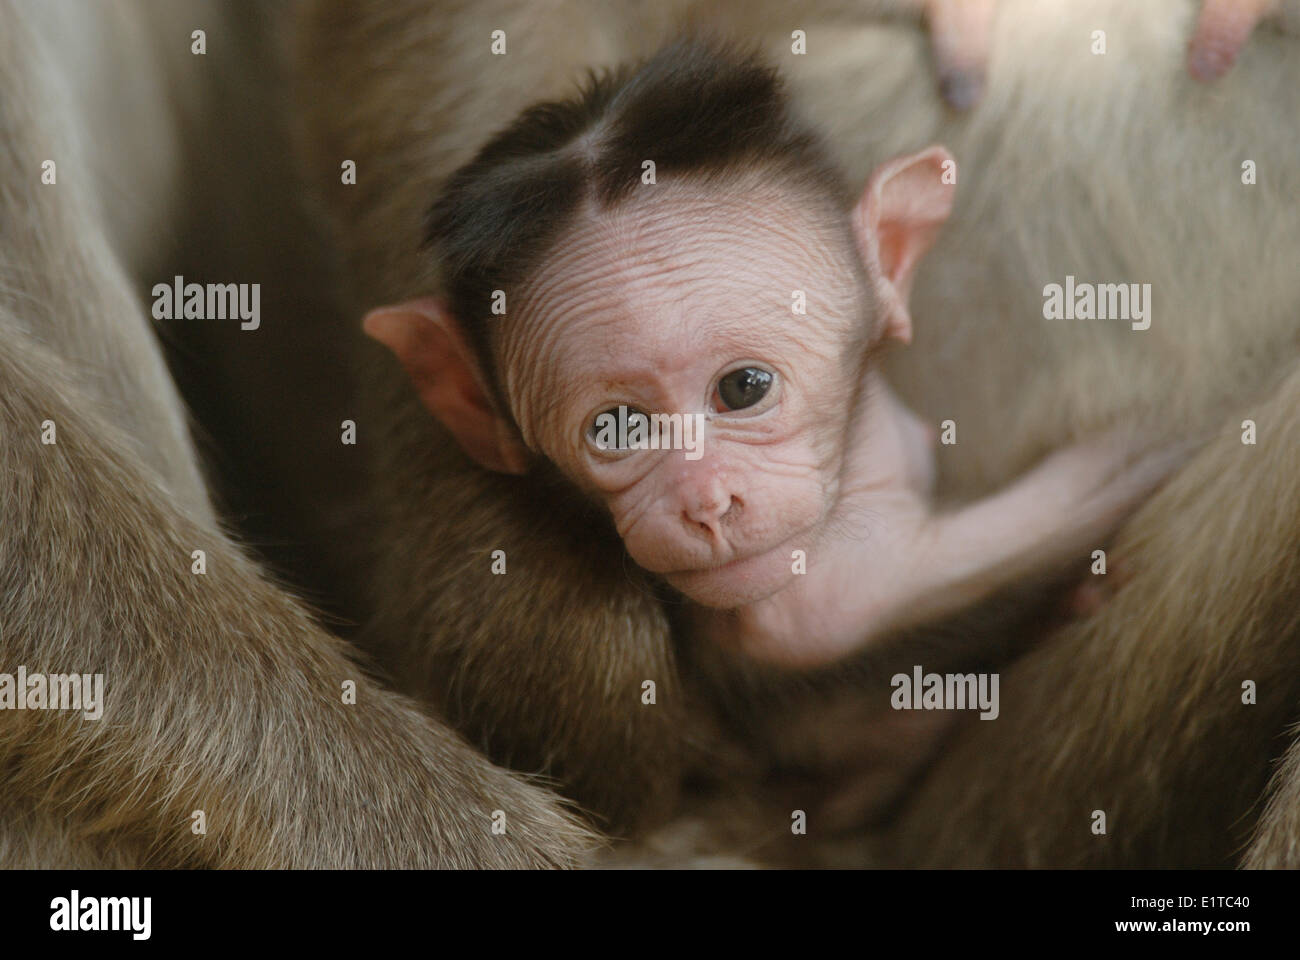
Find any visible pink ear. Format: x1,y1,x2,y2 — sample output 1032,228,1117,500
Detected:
853,145,957,345
362,298,530,475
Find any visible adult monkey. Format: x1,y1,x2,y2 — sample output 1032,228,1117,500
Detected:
294,0,1300,867
0,0,593,868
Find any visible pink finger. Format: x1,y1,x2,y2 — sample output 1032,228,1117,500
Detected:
926,0,998,109
1188,0,1276,81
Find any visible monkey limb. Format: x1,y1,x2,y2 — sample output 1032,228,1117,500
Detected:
880,366,1300,866
358,431,689,836
696,371,1194,668
0,324,597,868
0,0,595,868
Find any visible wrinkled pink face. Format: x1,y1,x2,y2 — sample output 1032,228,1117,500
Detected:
499,184,868,607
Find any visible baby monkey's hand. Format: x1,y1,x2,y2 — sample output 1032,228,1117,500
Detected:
697,371,1198,668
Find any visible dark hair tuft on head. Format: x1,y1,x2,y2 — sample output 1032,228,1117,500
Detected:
426,36,847,379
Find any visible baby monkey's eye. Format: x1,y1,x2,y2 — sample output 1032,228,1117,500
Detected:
713,367,774,412
587,405,651,454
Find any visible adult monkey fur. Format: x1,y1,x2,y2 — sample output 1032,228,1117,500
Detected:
6,0,1282,873
0,0,595,869
295,0,1300,867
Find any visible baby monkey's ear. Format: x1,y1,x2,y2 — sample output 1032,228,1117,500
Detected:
853,144,957,345
363,298,530,475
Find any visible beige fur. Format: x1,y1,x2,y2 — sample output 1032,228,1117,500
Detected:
0,0,596,869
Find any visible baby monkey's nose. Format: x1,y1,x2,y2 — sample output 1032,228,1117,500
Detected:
683,491,741,538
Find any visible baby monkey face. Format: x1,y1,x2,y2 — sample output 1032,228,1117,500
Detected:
500,188,867,606
365,147,954,610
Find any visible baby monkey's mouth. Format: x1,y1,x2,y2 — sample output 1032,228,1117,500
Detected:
672,550,763,579
667,523,813,577
662,526,818,607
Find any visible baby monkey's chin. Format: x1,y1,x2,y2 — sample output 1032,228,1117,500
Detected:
664,545,796,608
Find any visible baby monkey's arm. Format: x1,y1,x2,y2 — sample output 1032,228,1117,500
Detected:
697,370,1194,667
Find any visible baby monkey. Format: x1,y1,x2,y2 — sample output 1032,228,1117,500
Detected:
365,37,1184,668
